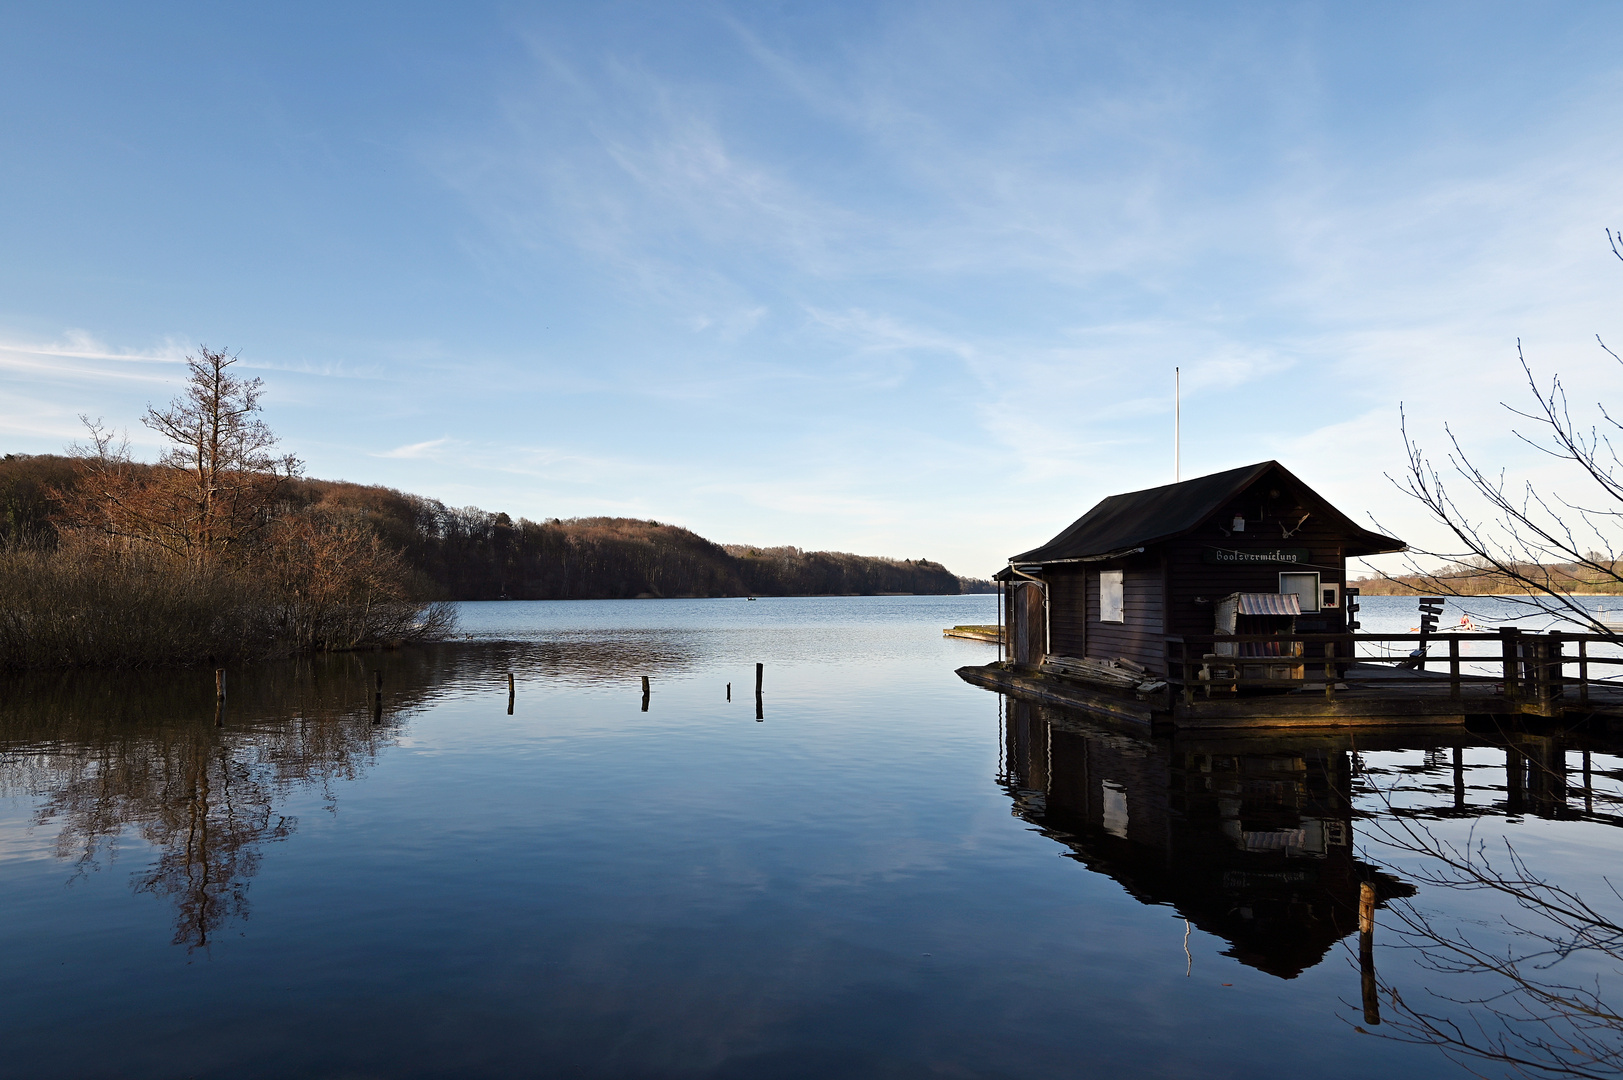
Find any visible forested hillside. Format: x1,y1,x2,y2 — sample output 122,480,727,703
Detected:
1,453,968,599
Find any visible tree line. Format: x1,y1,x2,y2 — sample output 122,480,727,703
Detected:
1,456,974,601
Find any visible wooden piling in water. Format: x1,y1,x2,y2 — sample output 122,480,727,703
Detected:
1359,881,1379,1025
373,669,383,724
755,663,763,695
215,668,226,701
726,682,731,701
642,675,650,694
507,672,515,715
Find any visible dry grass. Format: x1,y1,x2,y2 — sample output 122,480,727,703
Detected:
0,544,453,670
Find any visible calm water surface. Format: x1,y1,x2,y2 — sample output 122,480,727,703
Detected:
2,595,1621,1078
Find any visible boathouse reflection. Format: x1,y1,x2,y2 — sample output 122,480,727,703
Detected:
1000,699,1414,978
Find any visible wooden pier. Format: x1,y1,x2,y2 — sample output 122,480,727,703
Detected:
943,624,1003,644
959,628,1623,730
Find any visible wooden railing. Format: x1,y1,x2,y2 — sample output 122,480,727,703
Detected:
1162,630,1623,716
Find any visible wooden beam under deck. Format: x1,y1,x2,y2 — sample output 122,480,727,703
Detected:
952,660,1623,729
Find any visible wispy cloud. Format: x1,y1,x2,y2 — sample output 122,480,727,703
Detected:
376,437,456,460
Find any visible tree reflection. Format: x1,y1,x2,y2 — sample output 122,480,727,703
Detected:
1359,768,1623,1079
2,657,414,950
0,638,709,951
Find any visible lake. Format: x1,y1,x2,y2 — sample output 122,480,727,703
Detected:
1,594,1620,1078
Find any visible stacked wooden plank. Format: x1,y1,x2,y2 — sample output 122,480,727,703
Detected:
1040,654,1166,695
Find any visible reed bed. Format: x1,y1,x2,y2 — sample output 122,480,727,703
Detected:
0,545,454,670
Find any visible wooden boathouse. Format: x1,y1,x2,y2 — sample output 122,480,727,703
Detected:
960,461,1623,728
994,460,1404,673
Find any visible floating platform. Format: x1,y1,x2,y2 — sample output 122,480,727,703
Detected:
943,625,1003,644
957,657,1623,731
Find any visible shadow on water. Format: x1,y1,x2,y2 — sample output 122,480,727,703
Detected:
999,698,1416,978
0,638,702,952
999,696,1623,1076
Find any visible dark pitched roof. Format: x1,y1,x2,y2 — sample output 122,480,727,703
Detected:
1005,460,1405,567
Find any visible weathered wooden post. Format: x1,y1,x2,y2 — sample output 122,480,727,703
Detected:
1500,627,1522,701
215,668,226,702
1545,632,1565,717
1359,881,1379,1025
1580,638,1590,706
1182,645,1195,708
642,675,650,694
373,669,383,724
507,672,515,715
726,682,731,701
755,663,763,695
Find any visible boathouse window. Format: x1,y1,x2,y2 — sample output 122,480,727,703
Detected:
1279,572,1321,612
1099,570,1124,622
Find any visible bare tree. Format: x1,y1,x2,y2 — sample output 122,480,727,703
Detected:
62,346,300,562
1388,231,1623,634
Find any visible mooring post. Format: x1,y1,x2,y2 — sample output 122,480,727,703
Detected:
726,682,731,701
1580,638,1590,706
1449,637,1461,700
215,668,226,702
755,663,763,695
1546,632,1565,717
214,701,223,728
507,672,515,715
642,675,650,694
1359,881,1379,1025
1500,627,1522,701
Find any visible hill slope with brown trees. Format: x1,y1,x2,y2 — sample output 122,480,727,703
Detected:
1,453,967,601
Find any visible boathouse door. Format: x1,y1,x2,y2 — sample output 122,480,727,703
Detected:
1010,581,1047,668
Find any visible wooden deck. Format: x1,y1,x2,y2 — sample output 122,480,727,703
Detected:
943,625,1003,644
958,629,1623,730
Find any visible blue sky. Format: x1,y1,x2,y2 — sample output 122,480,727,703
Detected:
3,2,1621,577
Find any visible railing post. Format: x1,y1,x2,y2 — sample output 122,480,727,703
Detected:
1500,627,1522,702
1545,632,1564,717
1181,642,1194,708
1449,636,1461,701
1580,638,1590,706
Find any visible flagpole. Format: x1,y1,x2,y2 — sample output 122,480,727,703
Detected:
1175,366,1181,482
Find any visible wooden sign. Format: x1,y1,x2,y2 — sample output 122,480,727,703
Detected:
1201,546,1311,565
